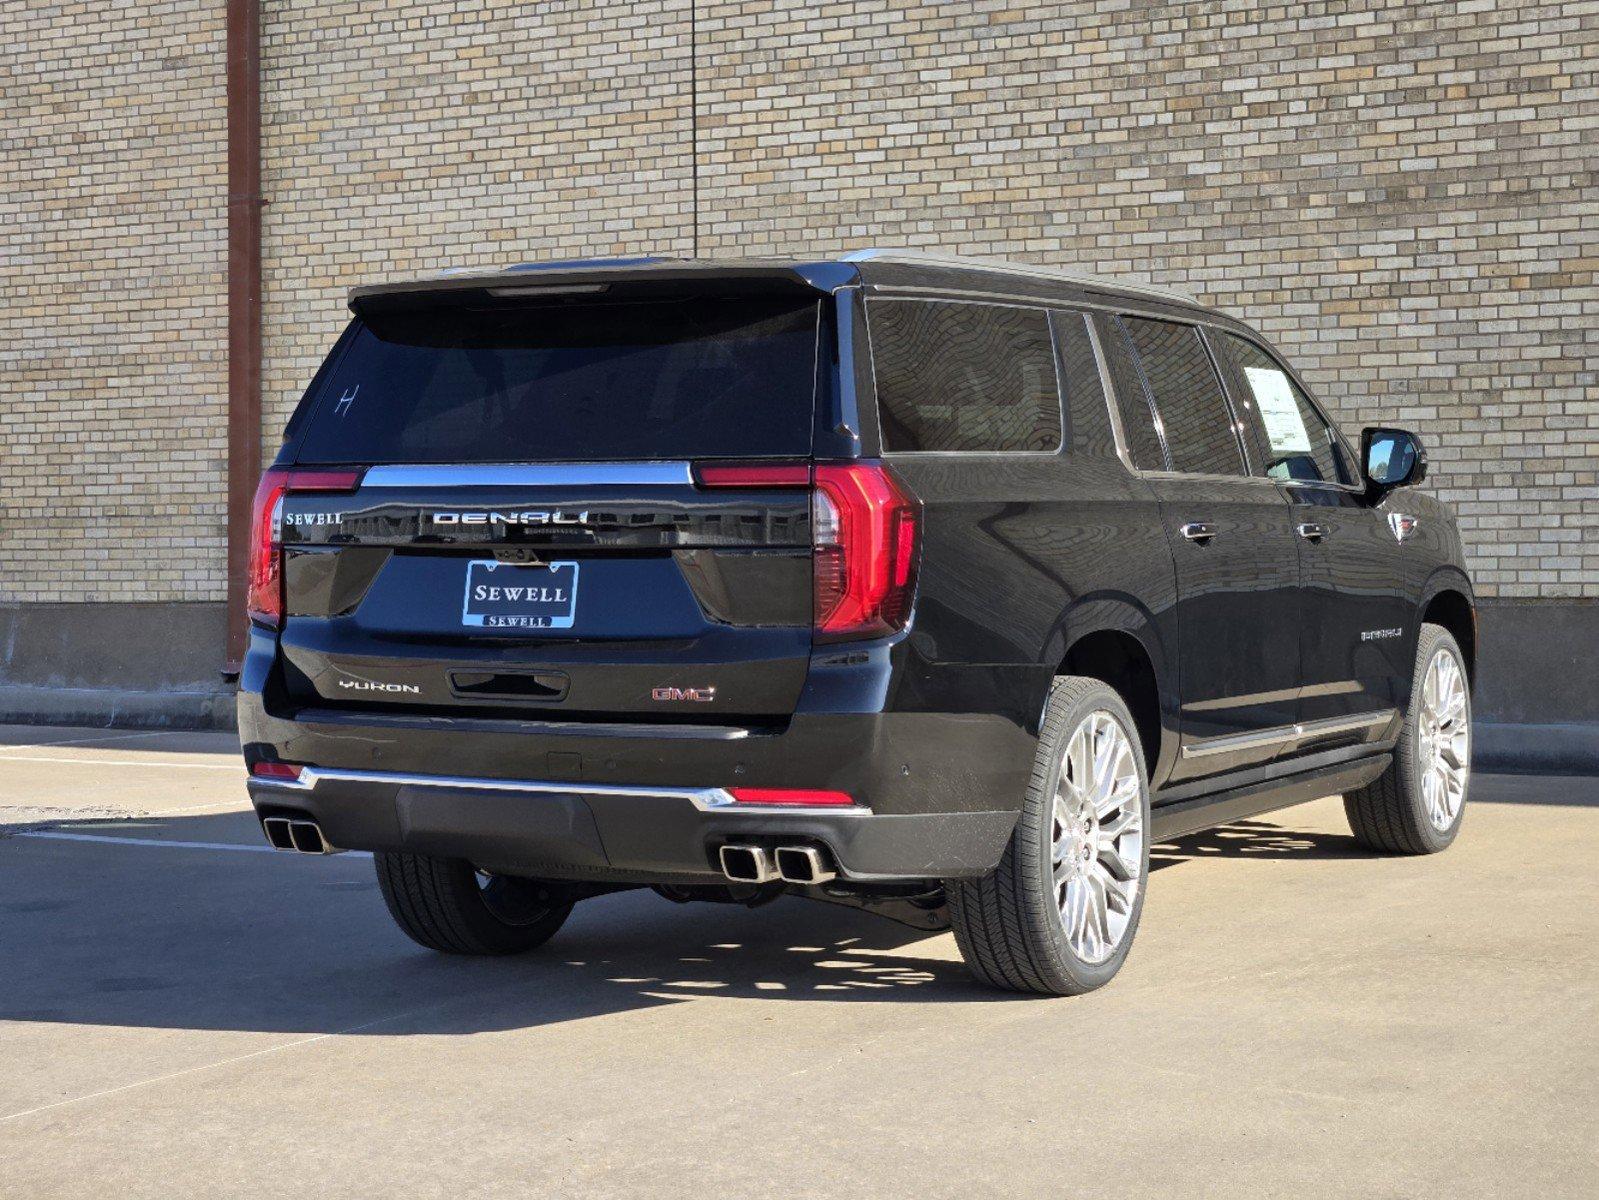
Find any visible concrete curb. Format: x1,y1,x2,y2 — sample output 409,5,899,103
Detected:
1474,722,1599,775
0,685,237,732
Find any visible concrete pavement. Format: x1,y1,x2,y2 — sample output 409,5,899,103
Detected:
0,724,1595,1198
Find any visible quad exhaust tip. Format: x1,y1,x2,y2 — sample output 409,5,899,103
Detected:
774,845,837,885
717,844,780,884
718,843,838,885
261,816,340,855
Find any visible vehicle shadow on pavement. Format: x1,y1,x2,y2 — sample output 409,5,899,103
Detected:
0,811,1019,1040
1150,818,1371,871
2,807,1411,1037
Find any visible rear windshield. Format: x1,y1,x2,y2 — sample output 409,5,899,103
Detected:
293,297,821,464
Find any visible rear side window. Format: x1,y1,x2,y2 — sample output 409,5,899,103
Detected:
1097,314,1166,470
1053,311,1117,460
1214,333,1354,485
1119,317,1245,477
293,297,821,464
868,300,1061,453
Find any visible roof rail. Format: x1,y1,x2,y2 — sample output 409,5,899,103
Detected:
840,248,1197,305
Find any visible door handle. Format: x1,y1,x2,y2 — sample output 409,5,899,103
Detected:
1180,522,1218,544
1297,522,1328,542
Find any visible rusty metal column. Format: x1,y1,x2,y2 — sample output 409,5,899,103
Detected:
224,0,262,675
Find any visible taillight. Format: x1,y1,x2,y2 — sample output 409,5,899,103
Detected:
693,461,811,488
246,467,364,629
726,787,855,807
812,462,920,642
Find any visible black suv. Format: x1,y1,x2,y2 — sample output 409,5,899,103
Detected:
239,250,1475,995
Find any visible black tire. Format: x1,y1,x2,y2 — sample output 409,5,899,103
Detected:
374,852,574,955
1344,623,1471,855
947,676,1151,996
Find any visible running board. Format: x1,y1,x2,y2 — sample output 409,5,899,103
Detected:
1150,753,1391,843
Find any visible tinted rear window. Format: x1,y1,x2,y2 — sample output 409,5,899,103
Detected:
868,299,1061,453
294,298,820,464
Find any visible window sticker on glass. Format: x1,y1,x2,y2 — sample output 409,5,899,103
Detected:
1245,366,1311,455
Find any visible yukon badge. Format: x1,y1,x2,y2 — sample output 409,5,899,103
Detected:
338,678,421,695
1388,512,1419,543
651,686,716,703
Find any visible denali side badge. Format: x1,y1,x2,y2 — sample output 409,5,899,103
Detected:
651,686,716,703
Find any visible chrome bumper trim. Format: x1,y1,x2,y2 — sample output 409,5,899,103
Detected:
250,765,872,815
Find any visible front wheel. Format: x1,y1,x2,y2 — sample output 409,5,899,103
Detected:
374,852,574,955
948,676,1151,996
1344,622,1472,855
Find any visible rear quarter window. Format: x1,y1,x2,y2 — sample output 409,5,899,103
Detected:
867,299,1061,453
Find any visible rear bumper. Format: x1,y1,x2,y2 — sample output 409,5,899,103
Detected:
238,687,1033,883
247,767,1017,882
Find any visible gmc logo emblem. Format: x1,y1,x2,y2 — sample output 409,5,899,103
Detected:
651,686,716,703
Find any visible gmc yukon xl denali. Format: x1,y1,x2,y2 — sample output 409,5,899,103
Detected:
240,250,1475,995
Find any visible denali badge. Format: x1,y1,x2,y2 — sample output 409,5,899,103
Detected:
432,510,590,527
651,686,716,703
1360,628,1403,642
337,679,421,694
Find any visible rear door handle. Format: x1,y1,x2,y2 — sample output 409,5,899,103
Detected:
1180,522,1218,544
1297,522,1328,542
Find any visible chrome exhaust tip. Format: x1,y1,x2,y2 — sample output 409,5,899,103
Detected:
774,845,836,885
261,816,296,851
718,844,779,884
288,820,337,855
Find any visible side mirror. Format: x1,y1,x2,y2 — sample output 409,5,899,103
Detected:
1361,427,1427,498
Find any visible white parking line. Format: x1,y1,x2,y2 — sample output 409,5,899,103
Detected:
0,729,207,751
13,831,371,857
0,755,242,770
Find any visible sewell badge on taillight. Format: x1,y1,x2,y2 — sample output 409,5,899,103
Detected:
246,467,364,628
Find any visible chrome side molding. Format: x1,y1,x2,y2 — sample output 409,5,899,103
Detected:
1182,709,1397,760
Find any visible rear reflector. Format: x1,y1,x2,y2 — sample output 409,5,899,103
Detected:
693,461,811,489
250,761,303,781
246,467,364,629
726,787,855,807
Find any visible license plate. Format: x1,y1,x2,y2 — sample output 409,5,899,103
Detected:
462,560,579,629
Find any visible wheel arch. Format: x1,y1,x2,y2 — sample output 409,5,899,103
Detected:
1419,571,1477,688
1047,599,1174,785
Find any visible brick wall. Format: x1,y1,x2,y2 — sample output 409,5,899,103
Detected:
2,0,1595,605
1,0,228,602
694,0,1599,597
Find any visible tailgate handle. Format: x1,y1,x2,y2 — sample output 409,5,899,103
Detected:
449,671,569,702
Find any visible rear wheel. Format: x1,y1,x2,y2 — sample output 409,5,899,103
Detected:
1344,623,1471,855
948,676,1150,996
374,852,574,955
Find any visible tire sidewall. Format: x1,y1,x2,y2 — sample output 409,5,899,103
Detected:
1398,626,1471,852
1025,680,1152,994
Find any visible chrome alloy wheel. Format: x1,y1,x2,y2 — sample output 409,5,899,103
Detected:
1417,647,1470,832
1052,711,1144,965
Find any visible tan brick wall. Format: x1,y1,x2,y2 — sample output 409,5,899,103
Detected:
695,0,1599,597
1,0,228,602
259,0,695,439
3,0,1596,604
